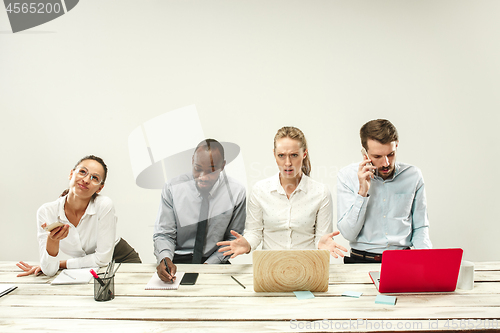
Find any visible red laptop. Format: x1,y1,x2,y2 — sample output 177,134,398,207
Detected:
369,248,463,293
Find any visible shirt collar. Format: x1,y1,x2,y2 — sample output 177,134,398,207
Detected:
196,174,221,198
57,195,96,221
271,172,309,195
374,162,401,182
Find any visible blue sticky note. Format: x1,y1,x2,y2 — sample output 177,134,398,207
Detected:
293,291,315,300
375,295,397,305
342,291,363,298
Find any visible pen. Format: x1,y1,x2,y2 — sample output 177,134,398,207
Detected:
231,275,246,289
104,263,110,279
104,260,115,279
113,262,121,275
63,270,76,280
109,260,115,277
163,258,172,280
90,269,105,287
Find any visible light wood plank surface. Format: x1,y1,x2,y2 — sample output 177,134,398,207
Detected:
3,319,499,333
1,261,499,332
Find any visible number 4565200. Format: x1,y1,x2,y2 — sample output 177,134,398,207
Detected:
6,2,62,14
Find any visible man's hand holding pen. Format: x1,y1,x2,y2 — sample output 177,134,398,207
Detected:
157,257,177,283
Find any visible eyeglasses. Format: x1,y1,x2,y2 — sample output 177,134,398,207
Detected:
75,167,103,185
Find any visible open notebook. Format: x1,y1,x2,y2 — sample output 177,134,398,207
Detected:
145,272,185,290
51,268,98,285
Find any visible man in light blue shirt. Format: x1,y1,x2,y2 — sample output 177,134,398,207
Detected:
337,119,432,264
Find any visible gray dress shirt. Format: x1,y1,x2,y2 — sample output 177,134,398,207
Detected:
153,172,246,264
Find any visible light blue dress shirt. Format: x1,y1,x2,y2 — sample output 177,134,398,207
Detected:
337,162,432,254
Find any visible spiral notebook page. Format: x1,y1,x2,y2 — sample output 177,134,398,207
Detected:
51,268,98,285
145,272,185,290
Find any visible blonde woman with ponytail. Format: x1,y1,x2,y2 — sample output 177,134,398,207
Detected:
218,127,347,258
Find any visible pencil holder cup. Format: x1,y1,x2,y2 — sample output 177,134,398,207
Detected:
94,273,115,302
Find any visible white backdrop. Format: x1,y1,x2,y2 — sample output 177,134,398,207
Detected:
1,0,499,265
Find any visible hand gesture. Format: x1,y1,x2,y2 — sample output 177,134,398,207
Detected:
358,156,375,197
156,257,177,283
318,231,348,258
16,261,42,277
217,230,251,259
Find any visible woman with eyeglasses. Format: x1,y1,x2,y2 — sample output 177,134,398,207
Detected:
17,155,141,277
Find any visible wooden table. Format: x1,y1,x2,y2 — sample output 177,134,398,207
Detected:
0,261,499,332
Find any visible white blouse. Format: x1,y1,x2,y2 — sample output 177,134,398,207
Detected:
37,195,119,276
244,173,333,251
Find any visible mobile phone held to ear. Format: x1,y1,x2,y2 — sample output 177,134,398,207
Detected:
361,148,375,173
180,273,199,285
44,221,65,232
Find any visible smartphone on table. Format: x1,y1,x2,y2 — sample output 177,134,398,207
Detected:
180,273,199,285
